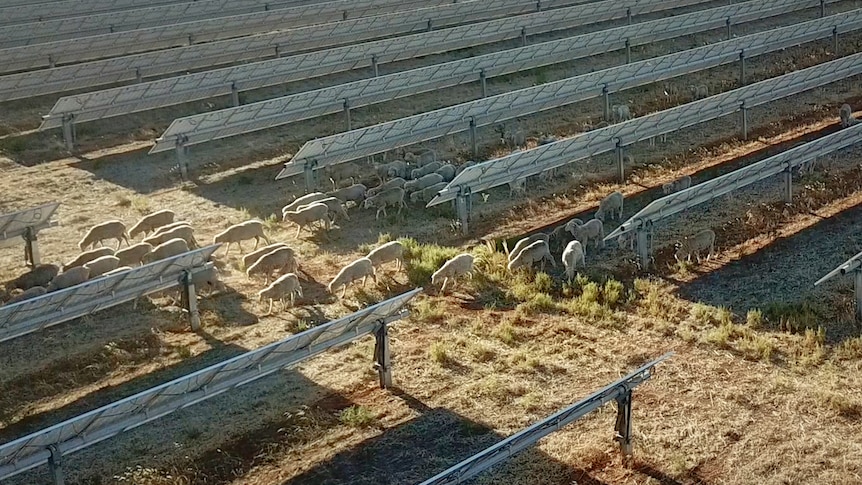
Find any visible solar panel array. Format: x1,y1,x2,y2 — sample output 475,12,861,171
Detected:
816,249,862,286
0,288,421,480
605,122,862,242
146,0,780,153
0,202,59,245
427,51,862,206
0,0,182,25
0,245,220,344
276,8,859,179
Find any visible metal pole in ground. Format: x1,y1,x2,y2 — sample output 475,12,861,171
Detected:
48,444,65,485
636,225,651,270
374,321,392,388
175,136,189,181
183,270,201,331
456,193,470,235
23,226,40,267
614,390,634,460
61,114,76,152
855,269,862,322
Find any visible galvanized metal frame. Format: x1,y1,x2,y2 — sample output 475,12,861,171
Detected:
816,250,862,321
0,288,420,483
0,202,60,267
0,0,193,26
418,353,673,485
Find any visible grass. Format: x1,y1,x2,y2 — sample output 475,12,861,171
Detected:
338,405,377,428
400,237,461,286
763,301,821,333
429,341,452,364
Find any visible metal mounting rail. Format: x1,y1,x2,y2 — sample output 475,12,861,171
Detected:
0,202,60,267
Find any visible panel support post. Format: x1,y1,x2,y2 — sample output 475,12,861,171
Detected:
820,0,826,17
833,27,839,56
48,444,65,485
626,7,632,24
636,226,651,271
783,167,793,204
230,82,240,107
614,390,634,461
427,19,433,32
469,117,478,159
739,51,746,86
175,135,189,181
726,17,732,40
371,54,379,77
855,269,862,323
23,226,40,267
304,159,317,192
135,67,143,83
456,193,470,235
374,320,392,389
521,27,527,47
479,69,487,98
740,101,748,141
602,84,610,121
183,270,201,331
615,139,625,183
61,114,76,152
48,54,56,68
625,38,631,64
343,98,352,131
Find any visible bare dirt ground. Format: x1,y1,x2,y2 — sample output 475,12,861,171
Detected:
3,2,862,484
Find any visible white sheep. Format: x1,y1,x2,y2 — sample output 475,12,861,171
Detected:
326,162,362,189
63,247,114,271
409,182,447,204
115,242,153,267
298,196,349,223
496,125,525,149
689,84,709,100
410,161,442,180
151,221,192,237
404,173,444,193
617,231,636,251
595,191,624,222
611,104,632,123
283,202,330,238
47,266,90,292
562,240,585,280
368,177,406,197
102,266,133,277
79,220,130,251
675,229,716,263
128,210,175,239
840,103,857,128
662,175,692,195
191,266,226,295
7,264,59,291
457,161,476,174
431,253,474,293
507,233,550,263
549,224,574,252
508,178,526,197
507,240,555,272
566,219,605,248
246,247,297,284
258,273,303,314
84,255,120,278
143,238,190,263
213,220,270,256
377,160,408,180
283,192,328,214
5,286,48,305
366,241,404,272
364,188,406,219
328,257,376,298
144,225,198,249
327,183,367,206
434,164,457,182
242,242,290,270
538,133,558,145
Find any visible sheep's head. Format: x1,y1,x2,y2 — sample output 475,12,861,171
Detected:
594,210,606,222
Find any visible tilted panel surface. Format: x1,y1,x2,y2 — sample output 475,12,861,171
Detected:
0,245,220,343
0,289,421,480
0,0,181,25
427,51,862,206
0,202,59,242
148,0,813,152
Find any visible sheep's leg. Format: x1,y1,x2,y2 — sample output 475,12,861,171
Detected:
267,299,274,315
237,241,245,254
440,277,449,294
223,242,232,257
295,224,302,238
253,237,260,251
341,284,347,298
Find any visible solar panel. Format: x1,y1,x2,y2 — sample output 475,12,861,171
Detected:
816,250,862,287
428,51,862,207
0,0,181,25
276,8,859,179
0,201,59,245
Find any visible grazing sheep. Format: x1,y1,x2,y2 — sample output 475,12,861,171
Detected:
7,264,59,291
128,210,175,239
299,196,349,223
410,161,443,180
611,104,632,123
456,161,476,174
144,225,198,249
840,103,857,128
364,188,406,219
496,125,526,149
283,192,328,214
404,173,444,193
434,164,457,182
242,243,290,270
63,247,114,271
409,182,448,204
115,242,153,267
79,220,130,251
618,231,636,251
144,238,190,263
507,233,550,263
549,223,575,252
327,183,367,206
246,247,297,284
662,175,692,195
675,229,716,263
377,160,409,180
566,219,605,249
431,253,474,293
595,191,624,222
538,133,558,145
326,162,362,190
283,203,330,238
101,266,133,277
507,240,555,272
258,273,303,313
368,177,406,197
213,220,270,256
689,84,709,100
5,286,48,305
366,241,404,272
562,240,586,280
84,255,121,278
328,258,376,298
191,266,226,295
151,221,193,237
47,266,90,292
508,178,526,197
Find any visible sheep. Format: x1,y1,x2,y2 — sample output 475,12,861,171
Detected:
611,104,632,123
213,220,270,256
298,196,349,223
368,177,406,197
410,161,442,180
456,161,476,174
101,266,133,277
328,257,376,298
840,103,858,128
662,175,692,195
325,162,362,190
151,221,193,237
363,187,406,219
144,225,198,249
84,255,121,278
562,240,586,280
377,160,409,180
595,191,624,222
618,231,636,251
115,242,153,267
566,219,605,248
283,203,330,238
128,210,175,239
675,229,716,263
7,264,59,291
434,164,457,182
508,178,526,197
258,273,303,314
689,84,709,100
143,238,190,263
496,125,526,149
47,266,90,292
366,241,404,272
191,266,226,295
242,242,290,270
507,233,550,263
283,192,328,214
538,133,558,145
246,247,297,284
63,247,115,271
5,286,47,305
431,253,474,293
507,240,555,272
409,182,447,204
79,220,130,251
327,183,367,206
404,173,444,193
549,223,574,253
